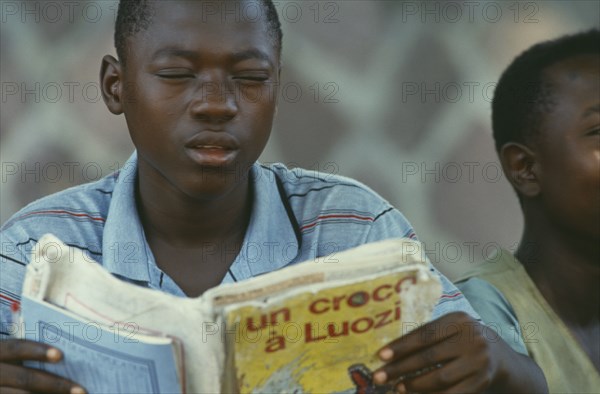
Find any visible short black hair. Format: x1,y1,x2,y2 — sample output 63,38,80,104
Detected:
114,0,283,65
492,29,599,152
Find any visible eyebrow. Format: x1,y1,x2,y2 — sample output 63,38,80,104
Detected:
151,48,199,62
230,49,274,68
581,103,600,119
150,47,274,68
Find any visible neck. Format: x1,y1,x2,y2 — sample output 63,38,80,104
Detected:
516,212,600,326
136,167,253,248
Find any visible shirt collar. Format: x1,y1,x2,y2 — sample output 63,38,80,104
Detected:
228,164,300,280
102,152,152,282
102,154,299,284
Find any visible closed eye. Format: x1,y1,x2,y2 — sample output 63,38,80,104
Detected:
235,76,268,81
156,69,195,79
233,71,269,83
159,74,194,79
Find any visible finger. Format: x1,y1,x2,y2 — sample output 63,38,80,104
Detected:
379,312,469,361
0,340,62,363
375,334,462,384
403,359,478,393
0,363,85,394
374,362,444,386
395,382,407,394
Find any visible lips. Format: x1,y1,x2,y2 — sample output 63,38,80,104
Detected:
185,132,240,150
184,132,240,167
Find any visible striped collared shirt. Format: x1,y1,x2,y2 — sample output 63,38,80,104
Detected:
0,153,477,335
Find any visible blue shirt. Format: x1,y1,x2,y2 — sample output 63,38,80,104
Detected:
0,153,478,336
456,278,528,355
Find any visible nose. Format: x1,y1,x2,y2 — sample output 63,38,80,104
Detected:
189,77,238,123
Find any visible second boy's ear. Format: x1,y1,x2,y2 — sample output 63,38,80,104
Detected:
100,55,124,115
500,143,541,198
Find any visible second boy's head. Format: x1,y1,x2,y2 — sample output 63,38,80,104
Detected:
100,0,282,200
492,29,599,240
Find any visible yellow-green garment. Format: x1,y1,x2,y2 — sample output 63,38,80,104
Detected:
456,249,600,394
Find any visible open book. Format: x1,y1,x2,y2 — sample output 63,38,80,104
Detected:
18,234,441,393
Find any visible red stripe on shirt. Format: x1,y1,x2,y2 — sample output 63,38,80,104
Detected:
0,293,20,312
0,293,19,304
17,210,105,223
440,292,462,299
301,214,374,231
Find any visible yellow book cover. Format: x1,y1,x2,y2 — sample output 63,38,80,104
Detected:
224,268,441,393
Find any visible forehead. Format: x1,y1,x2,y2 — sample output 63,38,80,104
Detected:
129,0,277,62
538,54,599,135
543,54,599,96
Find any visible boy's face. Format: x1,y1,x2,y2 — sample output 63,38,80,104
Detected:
535,54,599,241
116,0,279,199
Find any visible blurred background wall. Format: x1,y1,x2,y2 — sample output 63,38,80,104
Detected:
1,0,599,278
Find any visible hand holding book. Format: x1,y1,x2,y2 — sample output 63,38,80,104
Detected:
374,311,501,393
0,338,85,394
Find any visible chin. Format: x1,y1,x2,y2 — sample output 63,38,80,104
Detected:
183,172,243,200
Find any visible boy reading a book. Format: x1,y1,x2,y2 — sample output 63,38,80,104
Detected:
0,1,546,392
456,30,600,392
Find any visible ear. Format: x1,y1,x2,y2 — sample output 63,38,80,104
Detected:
100,55,124,115
499,142,541,198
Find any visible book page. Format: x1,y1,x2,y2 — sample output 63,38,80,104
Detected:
20,296,181,393
204,237,429,307
21,234,224,393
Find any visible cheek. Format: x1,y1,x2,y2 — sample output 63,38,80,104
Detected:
580,145,600,194
123,89,182,141
543,151,600,236
241,98,276,138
